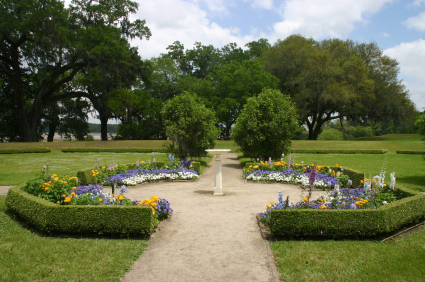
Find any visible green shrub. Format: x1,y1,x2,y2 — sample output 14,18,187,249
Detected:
162,92,220,159
85,135,95,141
318,128,344,140
291,149,387,154
62,148,171,153
232,89,299,160
396,150,424,155
269,186,425,239
0,148,51,154
5,186,154,236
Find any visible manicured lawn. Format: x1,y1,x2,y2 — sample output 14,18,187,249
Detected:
0,141,212,185
270,229,425,282
1,134,424,281
0,196,148,282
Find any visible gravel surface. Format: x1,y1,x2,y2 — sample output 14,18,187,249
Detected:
118,153,323,282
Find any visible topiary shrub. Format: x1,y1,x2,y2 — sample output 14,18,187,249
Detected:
5,186,154,236
232,88,299,160
162,92,220,159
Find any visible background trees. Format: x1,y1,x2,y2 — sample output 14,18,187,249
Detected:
0,0,150,141
162,92,220,159
260,35,417,140
232,89,299,159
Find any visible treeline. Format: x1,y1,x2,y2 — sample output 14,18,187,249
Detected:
0,0,420,143
88,124,118,134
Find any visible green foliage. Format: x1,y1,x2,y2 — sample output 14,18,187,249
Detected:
291,149,388,154
85,134,95,141
416,114,425,137
396,150,425,155
0,148,51,154
232,89,299,160
318,128,344,140
5,186,154,236
270,186,425,239
162,92,220,159
260,35,415,140
62,148,170,153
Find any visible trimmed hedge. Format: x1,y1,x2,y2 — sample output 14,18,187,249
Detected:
61,148,171,153
330,166,364,189
291,149,388,154
269,186,425,239
0,148,51,154
77,162,202,185
396,150,425,155
5,186,154,236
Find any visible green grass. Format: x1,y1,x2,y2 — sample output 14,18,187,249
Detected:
0,196,148,282
270,230,425,282
0,142,212,185
1,134,424,281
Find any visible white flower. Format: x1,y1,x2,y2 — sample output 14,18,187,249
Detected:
383,201,388,205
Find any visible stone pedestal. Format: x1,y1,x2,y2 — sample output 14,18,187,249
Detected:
205,149,231,195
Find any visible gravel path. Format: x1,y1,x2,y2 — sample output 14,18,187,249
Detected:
118,153,323,282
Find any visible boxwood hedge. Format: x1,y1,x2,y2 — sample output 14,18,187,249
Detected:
269,186,425,239
291,149,388,154
0,148,51,154
61,148,170,153
5,186,154,236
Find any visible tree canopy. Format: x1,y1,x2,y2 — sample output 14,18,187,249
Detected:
232,88,299,160
260,35,416,140
0,0,150,141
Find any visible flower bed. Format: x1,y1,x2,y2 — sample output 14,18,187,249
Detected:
244,160,348,189
103,168,198,186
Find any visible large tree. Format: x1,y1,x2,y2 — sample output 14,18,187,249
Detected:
0,0,150,141
260,35,414,140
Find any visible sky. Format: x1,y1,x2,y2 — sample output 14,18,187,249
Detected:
75,0,425,122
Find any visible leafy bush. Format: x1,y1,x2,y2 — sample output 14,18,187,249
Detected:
162,92,220,159
5,186,154,236
232,88,299,159
268,186,425,239
0,148,51,154
318,128,344,140
85,134,95,141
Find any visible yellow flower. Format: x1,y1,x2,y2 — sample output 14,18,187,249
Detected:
342,202,345,205
118,195,124,201
64,197,71,203
57,201,60,204
247,170,250,172
72,187,77,190
151,202,157,208
360,180,364,183
249,165,253,168
165,166,168,168
71,192,76,196
320,204,327,209
62,194,66,198
321,199,325,202
152,208,155,215
151,196,159,202
99,198,103,202
303,198,308,201
44,187,49,191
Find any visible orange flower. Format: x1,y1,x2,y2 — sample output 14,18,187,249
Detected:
44,187,49,191
99,198,103,202
64,197,71,203
118,195,124,201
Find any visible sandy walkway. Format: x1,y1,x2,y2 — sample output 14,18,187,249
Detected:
118,153,324,282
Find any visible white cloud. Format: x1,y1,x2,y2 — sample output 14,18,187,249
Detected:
270,0,394,41
412,0,425,6
384,39,425,110
130,0,255,59
383,32,390,37
249,0,274,10
404,11,425,30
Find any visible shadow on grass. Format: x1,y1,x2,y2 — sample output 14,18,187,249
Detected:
397,176,425,191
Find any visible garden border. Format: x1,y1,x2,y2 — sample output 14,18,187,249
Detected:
291,149,388,154
0,148,51,154
269,185,425,239
5,186,154,236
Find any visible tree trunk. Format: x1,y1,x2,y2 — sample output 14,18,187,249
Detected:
99,113,109,141
48,124,56,142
